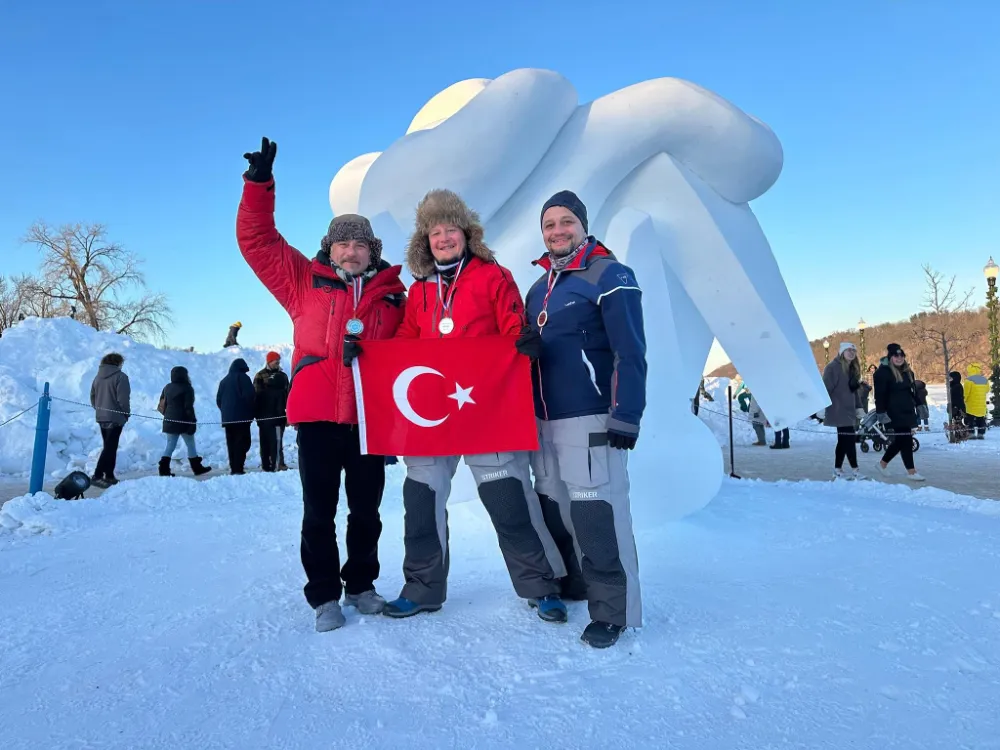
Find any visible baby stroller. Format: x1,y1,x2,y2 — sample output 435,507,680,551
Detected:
857,410,920,454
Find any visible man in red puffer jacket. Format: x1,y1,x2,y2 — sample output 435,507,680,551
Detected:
237,138,406,633
343,188,567,623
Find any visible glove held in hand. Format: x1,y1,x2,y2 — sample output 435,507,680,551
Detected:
343,335,362,367
244,136,277,183
608,428,637,450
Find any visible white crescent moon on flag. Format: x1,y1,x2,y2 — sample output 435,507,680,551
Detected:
392,366,448,428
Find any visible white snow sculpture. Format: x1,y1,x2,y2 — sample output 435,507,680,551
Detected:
330,68,828,519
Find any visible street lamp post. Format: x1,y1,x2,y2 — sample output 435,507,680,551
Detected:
858,318,868,374
823,339,830,364
984,257,1000,425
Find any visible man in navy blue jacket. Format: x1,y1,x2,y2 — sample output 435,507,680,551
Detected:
517,190,647,649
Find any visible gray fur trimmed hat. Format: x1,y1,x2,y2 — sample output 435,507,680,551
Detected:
320,214,383,268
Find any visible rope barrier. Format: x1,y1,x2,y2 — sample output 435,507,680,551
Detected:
0,403,38,429
697,403,960,438
49,396,287,427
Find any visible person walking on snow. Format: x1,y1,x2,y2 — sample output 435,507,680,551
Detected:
89,352,131,488
349,188,567,622
962,363,990,439
217,358,256,475
523,190,647,649
157,366,212,477
238,137,406,632
738,387,768,445
254,352,289,472
224,321,242,348
948,371,967,440
874,343,925,481
822,342,866,480
913,378,930,432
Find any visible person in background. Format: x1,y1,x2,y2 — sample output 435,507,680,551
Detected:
962,363,990,440
158,366,212,477
822,342,865,480
737,386,767,445
948,370,968,440
874,343,925,481
89,352,131,488
254,352,289,472
224,321,242,348
217,358,256,474
913,378,930,431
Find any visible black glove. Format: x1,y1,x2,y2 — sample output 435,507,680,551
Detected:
514,325,542,359
243,136,277,182
848,376,860,392
608,429,638,450
343,335,362,367
384,456,398,466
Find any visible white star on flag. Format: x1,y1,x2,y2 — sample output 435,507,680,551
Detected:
448,383,476,410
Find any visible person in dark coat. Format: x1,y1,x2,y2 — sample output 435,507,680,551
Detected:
158,366,212,477
224,321,242,348
89,352,131,488
949,371,966,420
253,352,289,472
874,343,925,481
913,379,930,431
217,358,255,474
823,342,865,479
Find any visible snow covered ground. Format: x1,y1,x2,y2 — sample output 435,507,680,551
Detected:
3,469,1000,749
0,317,296,476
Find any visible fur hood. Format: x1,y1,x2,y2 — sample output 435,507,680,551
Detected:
405,189,496,279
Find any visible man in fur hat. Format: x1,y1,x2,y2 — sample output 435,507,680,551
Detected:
349,188,568,622
237,137,407,633
523,190,647,649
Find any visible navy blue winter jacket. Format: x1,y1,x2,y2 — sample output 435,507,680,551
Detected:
216,358,256,425
525,240,647,435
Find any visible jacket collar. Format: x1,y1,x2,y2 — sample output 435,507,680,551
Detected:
310,258,405,295
533,238,611,272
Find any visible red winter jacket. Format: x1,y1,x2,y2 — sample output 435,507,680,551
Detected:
396,255,526,339
237,179,406,425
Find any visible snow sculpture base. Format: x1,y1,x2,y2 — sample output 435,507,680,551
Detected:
330,69,828,520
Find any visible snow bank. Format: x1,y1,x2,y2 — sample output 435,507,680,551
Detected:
0,317,295,476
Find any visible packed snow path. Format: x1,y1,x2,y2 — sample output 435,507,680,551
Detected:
2,472,999,749
725,430,1000,501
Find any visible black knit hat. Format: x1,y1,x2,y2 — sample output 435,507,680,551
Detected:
887,342,906,358
541,190,588,233
320,214,383,268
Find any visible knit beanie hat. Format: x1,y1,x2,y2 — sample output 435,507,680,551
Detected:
839,342,857,355
541,190,588,233
266,351,280,364
320,214,383,268
886,342,905,358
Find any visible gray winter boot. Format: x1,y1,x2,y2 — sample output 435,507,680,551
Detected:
343,590,386,615
315,601,346,632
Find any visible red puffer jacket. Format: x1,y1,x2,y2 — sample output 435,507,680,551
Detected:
396,256,525,338
237,179,406,425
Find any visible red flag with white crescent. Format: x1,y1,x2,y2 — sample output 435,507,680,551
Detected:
353,335,538,456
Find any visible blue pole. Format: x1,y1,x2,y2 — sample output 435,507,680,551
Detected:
28,382,51,495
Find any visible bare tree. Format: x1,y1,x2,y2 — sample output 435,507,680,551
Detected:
23,222,172,341
0,273,53,333
911,265,977,419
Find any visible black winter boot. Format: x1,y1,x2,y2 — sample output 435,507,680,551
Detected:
189,457,212,476
158,457,174,477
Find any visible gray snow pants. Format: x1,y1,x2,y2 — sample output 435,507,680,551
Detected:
532,414,642,628
400,451,567,606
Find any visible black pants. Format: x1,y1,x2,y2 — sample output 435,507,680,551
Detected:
94,423,123,479
965,414,987,438
835,425,858,469
224,423,252,474
298,422,385,608
772,428,789,448
259,423,279,472
882,432,915,470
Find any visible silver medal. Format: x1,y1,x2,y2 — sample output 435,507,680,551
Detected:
346,318,364,336
438,317,455,335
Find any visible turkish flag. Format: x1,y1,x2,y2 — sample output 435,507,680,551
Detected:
353,335,539,457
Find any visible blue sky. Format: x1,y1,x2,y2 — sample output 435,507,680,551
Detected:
2,0,998,368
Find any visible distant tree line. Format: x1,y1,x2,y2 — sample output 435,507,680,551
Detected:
0,222,171,341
